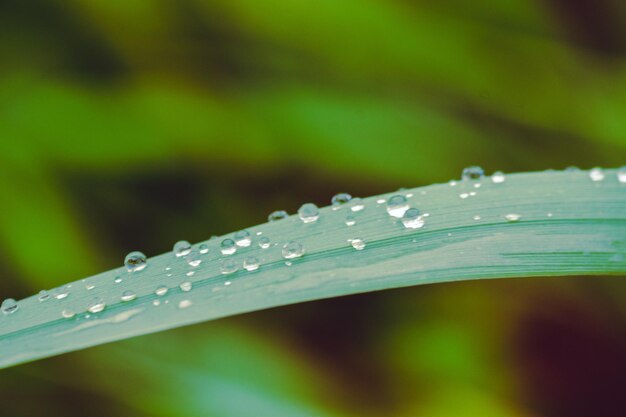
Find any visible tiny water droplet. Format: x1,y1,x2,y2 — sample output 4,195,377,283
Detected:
258,236,271,249
180,281,192,292
85,283,95,290
173,240,192,257
53,286,70,300
186,271,195,277
462,166,484,181
504,213,522,222
282,241,305,259
153,300,161,306
220,239,237,255
244,256,260,271
376,198,387,204
350,238,366,250
234,230,252,247
459,193,469,199
386,195,409,218
473,215,481,221
331,193,352,207
268,210,289,222
198,243,209,254
491,171,505,183
121,291,137,302
125,251,147,272
1,298,18,315
114,276,123,284
187,256,202,268
298,203,320,223
155,286,168,296
350,198,364,212
402,208,425,229
220,258,239,274
87,298,106,313
38,290,50,302
617,166,626,183
178,300,193,309
345,215,356,226
449,180,457,186
589,167,605,182
61,309,75,319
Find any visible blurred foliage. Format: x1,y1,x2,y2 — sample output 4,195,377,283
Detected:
0,0,625,416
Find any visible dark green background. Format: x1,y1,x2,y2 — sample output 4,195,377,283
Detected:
1,1,625,416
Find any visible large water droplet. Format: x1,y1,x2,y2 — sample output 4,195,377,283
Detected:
386,195,409,218
125,251,147,272
268,210,288,222
282,241,305,259
220,258,239,274
331,193,352,206
244,256,260,271
180,281,192,292
234,230,252,247
298,203,320,223
155,286,168,296
173,240,192,257
402,208,425,229
220,239,237,255
504,213,522,222
350,238,366,250
618,166,626,183
121,290,137,302
589,167,605,182
258,236,271,249
1,298,18,315
491,171,506,183
87,298,106,313
462,166,484,181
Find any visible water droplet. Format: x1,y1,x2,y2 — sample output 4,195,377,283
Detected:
234,230,252,247
87,298,106,313
178,300,193,309
473,215,481,221
114,276,123,284
186,271,195,277
244,256,260,271
121,291,137,302
491,171,505,183
155,286,168,296
589,167,605,182
459,193,469,199
504,213,522,222
258,236,271,249
1,298,18,315
61,309,75,319
331,193,352,206
386,195,409,218
345,215,356,226
350,198,364,212
125,251,147,272
187,256,202,268
268,210,289,222
298,203,320,223
38,290,50,302
220,239,237,255
617,166,626,183
85,283,95,291
402,208,425,229
220,258,239,274
350,238,366,250
198,243,209,254
180,281,192,292
376,198,387,204
153,300,161,307
449,180,457,186
53,286,70,300
282,241,305,259
462,166,484,181
173,240,192,257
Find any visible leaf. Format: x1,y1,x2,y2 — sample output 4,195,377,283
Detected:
1,168,625,369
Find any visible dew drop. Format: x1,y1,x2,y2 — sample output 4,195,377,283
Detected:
402,208,425,229
331,193,352,207
491,171,506,183
178,300,193,309
618,166,626,183
121,291,137,302
345,215,356,226
87,298,106,313
589,167,605,182
473,215,481,221
220,239,237,255
53,286,70,300
155,286,168,296
376,198,386,204
220,258,239,275
85,283,95,291
282,241,305,259
114,276,123,284
244,256,260,271
1,298,18,315
504,213,522,222
173,240,192,257
198,243,209,254
180,281,192,292
298,203,320,223
38,290,50,302
125,251,147,272
350,238,366,250
187,256,202,268
61,309,75,319
153,300,161,307
234,230,252,247
386,195,409,218
350,198,365,212
462,166,484,181
268,210,289,222
258,236,271,249
186,271,195,277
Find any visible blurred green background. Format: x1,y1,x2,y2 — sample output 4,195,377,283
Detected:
1,0,625,416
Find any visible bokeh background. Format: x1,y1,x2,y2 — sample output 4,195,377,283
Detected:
1,0,626,416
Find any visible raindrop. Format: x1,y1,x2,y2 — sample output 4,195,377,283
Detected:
153,300,161,307
491,171,506,183
121,291,137,302
1,298,18,315
345,215,356,226
350,238,366,250
53,286,70,300
61,309,75,319
173,240,192,258
459,193,469,199
282,241,305,259
198,243,209,254
38,290,50,302
473,215,481,221
244,256,260,271
462,166,484,181
155,286,168,296
187,256,202,268
376,198,387,204
386,195,409,218
402,208,425,229
589,167,605,182
618,167,626,183
125,251,147,272
268,210,289,222
220,258,239,275
350,198,365,212
180,281,192,292
85,283,95,291
114,276,123,284
504,213,522,222
178,300,193,309
234,230,252,247
220,239,237,255
87,298,106,313
331,193,352,206
186,271,195,277
258,236,271,249
298,203,320,223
